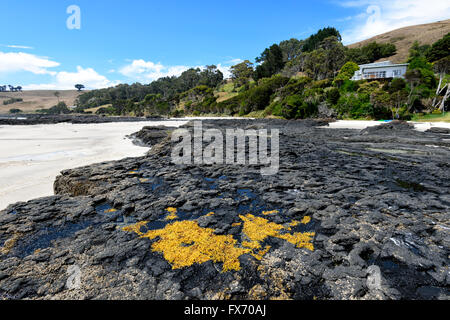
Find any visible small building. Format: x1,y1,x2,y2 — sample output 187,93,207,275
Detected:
351,61,409,81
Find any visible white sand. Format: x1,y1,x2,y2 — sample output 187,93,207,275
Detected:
0,120,188,211
325,120,450,131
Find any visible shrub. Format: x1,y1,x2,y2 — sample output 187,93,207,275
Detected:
3,98,23,105
325,87,340,104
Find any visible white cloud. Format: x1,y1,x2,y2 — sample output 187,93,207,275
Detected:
0,51,59,75
216,63,232,79
338,0,450,44
119,59,191,82
5,45,34,50
24,66,120,90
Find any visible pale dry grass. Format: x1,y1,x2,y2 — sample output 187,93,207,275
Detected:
348,19,450,63
0,90,85,113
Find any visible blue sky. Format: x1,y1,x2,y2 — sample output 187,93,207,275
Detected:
0,0,449,90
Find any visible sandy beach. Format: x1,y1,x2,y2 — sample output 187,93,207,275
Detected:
0,120,188,210
326,120,450,132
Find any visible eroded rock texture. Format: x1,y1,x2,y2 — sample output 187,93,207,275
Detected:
0,120,449,300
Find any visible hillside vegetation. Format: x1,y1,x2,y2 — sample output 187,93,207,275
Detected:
9,22,449,121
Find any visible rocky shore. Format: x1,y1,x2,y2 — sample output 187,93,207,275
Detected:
0,119,449,300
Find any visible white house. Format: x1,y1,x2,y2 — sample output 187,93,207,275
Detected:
351,61,409,81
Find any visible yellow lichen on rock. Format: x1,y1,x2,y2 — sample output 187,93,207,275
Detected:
262,210,279,216
301,216,311,224
129,220,251,272
240,214,315,251
277,232,315,251
240,214,284,242
251,245,272,261
0,233,21,255
242,240,261,250
122,221,149,236
122,209,315,273
290,220,300,227
205,212,215,217
104,208,117,213
165,207,178,220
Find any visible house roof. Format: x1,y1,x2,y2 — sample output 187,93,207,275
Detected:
359,61,409,70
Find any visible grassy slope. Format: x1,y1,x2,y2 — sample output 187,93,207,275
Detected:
411,112,450,122
347,19,450,63
0,90,85,113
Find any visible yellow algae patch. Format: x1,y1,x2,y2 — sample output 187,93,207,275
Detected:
240,214,284,242
301,216,311,224
262,210,279,216
165,207,178,220
104,208,117,213
205,212,215,217
232,222,242,227
127,220,250,272
0,233,21,255
242,240,261,250
122,221,149,236
240,214,315,251
251,245,272,261
290,220,300,227
165,212,178,221
278,232,315,251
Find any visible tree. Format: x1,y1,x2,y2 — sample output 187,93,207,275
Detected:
54,91,60,103
303,36,346,80
346,42,397,64
304,49,327,80
279,38,304,62
230,60,254,87
405,69,422,111
75,84,85,91
319,36,347,78
408,41,431,62
334,61,360,86
432,56,450,112
426,33,450,63
302,27,341,52
198,65,223,88
254,44,285,80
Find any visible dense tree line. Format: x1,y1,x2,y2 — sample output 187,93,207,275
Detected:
73,29,448,120
75,66,223,111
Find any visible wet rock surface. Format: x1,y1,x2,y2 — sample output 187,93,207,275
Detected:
0,119,449,300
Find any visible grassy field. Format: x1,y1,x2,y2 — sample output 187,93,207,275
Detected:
411,112,450,122
0,90,84,113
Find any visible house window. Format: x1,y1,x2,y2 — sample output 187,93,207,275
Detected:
363,71,386,79
393,69,402,77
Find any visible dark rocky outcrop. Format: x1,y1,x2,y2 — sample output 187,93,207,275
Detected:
0,119,449,300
